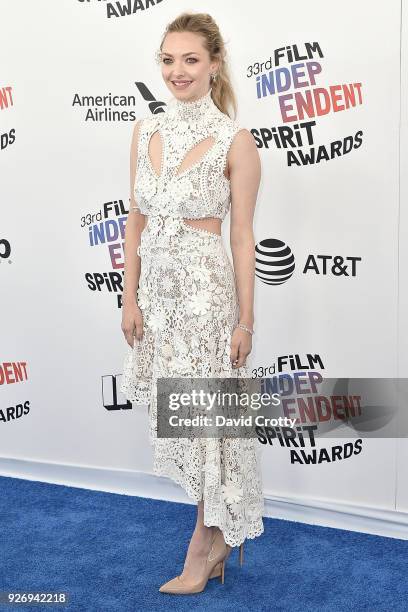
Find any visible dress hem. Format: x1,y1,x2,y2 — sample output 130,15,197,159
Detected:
152,461,265,548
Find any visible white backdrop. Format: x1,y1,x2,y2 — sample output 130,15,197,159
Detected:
1,0,407,537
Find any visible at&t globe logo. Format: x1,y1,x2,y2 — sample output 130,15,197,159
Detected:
255,238,295,285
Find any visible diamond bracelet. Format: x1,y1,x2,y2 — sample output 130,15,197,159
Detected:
236,323,254,335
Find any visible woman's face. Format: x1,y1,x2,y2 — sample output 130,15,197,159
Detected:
159,31,219,102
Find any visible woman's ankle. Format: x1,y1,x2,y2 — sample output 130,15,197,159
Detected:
193,524,215,539
189,525,215,552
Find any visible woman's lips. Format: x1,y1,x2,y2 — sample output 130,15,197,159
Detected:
172,81,192,89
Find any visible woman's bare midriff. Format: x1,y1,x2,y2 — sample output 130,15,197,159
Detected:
182,217,221,235
140,215,222,235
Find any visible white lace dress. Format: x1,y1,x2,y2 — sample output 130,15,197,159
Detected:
120,87,264,547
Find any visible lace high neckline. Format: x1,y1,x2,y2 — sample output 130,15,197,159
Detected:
167,87,216,121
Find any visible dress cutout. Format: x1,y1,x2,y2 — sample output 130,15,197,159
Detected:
120,87,265,546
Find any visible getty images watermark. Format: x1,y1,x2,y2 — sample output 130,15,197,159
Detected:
156,375,408,439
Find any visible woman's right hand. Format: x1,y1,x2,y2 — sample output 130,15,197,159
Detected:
121,298,144,347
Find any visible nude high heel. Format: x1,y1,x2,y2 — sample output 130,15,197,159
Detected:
239,541,244,566
159,527,232,594
209,541,244,579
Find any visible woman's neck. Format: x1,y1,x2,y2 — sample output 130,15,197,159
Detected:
169,87,215,121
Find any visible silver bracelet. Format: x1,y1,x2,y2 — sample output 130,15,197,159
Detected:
237,322,254,335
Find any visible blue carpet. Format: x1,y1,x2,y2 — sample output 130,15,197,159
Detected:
0,475,407,611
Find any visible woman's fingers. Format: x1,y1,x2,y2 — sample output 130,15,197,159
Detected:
121,304,144,347
134,319,144,341
125,327,135,347
231,340,247,368
233,343,247,368
231,329,252,368
230,339,239,366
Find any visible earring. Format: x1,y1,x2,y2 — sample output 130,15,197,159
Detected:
210,73,217,82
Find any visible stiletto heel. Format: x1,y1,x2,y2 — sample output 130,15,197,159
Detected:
219,545,232,584
159,528,232,594
239,542,244,566
209,561,222,579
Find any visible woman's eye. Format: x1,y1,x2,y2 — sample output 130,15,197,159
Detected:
162,58,197,64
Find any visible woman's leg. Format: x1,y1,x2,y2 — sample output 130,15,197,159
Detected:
179,501,222,582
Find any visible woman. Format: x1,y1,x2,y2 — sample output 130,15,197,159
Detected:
120,12,264,594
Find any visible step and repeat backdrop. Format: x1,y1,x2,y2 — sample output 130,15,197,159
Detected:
2,0,408,523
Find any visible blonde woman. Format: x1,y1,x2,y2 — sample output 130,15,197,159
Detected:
120,12,264,594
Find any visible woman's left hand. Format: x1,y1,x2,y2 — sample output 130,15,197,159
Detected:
230,326,252,368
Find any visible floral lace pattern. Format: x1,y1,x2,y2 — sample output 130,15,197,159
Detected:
134,88,240,221
120,88,264,546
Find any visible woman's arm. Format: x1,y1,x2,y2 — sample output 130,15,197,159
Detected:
228,128,261,367
122,118,145,303
121,119,147,345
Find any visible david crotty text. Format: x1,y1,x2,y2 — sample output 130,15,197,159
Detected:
168,415,298,428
